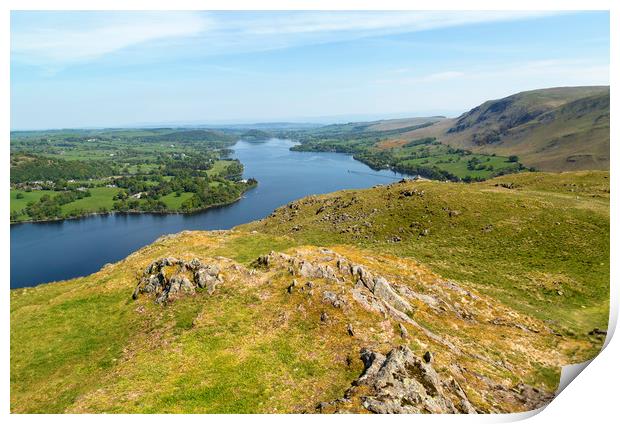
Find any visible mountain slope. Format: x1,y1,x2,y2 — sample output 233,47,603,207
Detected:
400,86,610,171
10,171,609,413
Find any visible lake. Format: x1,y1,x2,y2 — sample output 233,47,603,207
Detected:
10,139,407,288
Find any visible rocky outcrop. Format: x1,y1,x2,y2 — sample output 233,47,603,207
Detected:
132,257,223,304
347,262,413,314
318,346,476,414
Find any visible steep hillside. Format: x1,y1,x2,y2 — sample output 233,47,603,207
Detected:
401,86,610,171
10,171,609,413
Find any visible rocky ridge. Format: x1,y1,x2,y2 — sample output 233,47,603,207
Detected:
129,242,561,413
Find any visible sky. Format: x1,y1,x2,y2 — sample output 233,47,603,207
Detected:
10,10,610,130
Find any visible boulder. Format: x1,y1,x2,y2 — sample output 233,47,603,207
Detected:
195,265,221,294
318,346,476,414
133,257,223,304
323,291,343,308
299,261,338,281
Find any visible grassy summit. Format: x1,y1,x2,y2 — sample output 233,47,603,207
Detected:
10,171,609,413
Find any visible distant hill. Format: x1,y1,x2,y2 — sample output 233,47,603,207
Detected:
240,129,272,141
140,129,236,143
401,86,610,171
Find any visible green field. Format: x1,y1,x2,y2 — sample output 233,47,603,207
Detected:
60,187,121,215
399,153,518,179
10,190,54,213
206,160,232,176
10,128,255,222
160,192,194,210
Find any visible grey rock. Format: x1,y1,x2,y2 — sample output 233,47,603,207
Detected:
320,346,476,414
372,277,413,314
323,291,343,308
299,261,338,281
133,257,223,304
399,323,409,339
336,258,349,274
287,279,297,294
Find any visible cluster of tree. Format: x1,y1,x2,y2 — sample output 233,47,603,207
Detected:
10,155,114,183
290,139,371,154
110,178,257,214
403,137,437,148
139,130,235,146
219,160,244,180
178,179,257,212
113,198,168,213
467,157,492,171
240,129,272,141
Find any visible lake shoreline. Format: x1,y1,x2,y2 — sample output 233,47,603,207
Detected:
10,183,258,225
11,139,410,289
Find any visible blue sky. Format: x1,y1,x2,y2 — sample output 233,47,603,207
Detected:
10,11,609,130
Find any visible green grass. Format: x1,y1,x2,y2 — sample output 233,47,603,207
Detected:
10,276,139,413
10,247,361,413
206,160,231,177
399,153,518,179
9,171,609,413
60,187,121,215
10,190,54,214
242,171,609,339
160,192,193,210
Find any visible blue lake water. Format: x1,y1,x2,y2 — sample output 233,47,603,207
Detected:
10,139,407,288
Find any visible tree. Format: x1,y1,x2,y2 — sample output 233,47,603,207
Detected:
508,155,519,163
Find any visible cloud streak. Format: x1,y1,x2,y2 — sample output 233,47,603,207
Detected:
11,11,559,68
11,12,210,65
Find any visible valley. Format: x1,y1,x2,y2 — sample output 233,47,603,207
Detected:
9,86,611,414
10,128,258,222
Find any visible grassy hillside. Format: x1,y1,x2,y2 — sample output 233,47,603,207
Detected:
402,86,610,171
241,171,609,338
10,171,609,413
285,119,521,181
286,86,609,174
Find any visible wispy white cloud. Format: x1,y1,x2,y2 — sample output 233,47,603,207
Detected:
11,12,210,65
11,11,559,68
235,11,556,36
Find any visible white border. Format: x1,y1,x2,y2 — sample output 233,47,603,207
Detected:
1,1,616,422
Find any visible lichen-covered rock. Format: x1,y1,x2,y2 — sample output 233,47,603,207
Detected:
318,346,477,414
372,277,412,314
195,264,221,294
299,261,338,281
133,257,223,304
322,291,343,308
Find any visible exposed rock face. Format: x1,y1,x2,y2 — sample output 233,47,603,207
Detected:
132,257,223,304
318,346,477,414
299,261,338,282
249,247,557,413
